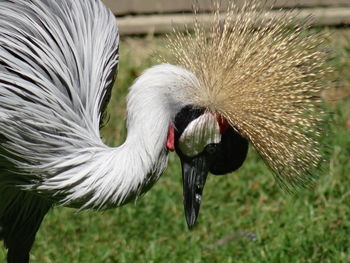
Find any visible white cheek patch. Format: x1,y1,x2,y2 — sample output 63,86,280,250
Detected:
178,112,221,157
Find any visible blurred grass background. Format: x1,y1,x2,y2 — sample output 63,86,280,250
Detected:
1,28,350,263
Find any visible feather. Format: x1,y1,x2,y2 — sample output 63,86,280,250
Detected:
0,0,121,208
165,0,330,190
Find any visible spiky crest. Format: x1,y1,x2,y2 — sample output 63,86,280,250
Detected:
165,1,330,189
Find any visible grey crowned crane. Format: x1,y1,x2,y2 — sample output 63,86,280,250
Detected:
0,0,328,262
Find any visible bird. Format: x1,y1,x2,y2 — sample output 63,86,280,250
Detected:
0,0,328,262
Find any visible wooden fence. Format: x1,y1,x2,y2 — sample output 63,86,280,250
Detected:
102,0,350,35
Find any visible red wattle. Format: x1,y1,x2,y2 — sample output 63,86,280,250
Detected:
166,125,175,152
217,116,230,134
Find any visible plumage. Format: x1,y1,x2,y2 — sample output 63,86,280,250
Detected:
0,0,329,262
166,1,329,189
0,0,198,261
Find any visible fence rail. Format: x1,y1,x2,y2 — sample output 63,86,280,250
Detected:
102,1,350,35
103,0,350,15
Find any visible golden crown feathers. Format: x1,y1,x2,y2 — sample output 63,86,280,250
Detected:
164,0,330,190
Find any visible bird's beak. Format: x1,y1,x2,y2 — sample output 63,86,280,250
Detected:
180,155,209,229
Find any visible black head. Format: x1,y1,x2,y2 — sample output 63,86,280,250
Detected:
173,106,248,229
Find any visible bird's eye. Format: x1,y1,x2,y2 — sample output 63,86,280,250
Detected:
205,144,218,155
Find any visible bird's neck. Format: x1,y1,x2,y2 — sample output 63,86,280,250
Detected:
115,64,198,200
37,64,198,209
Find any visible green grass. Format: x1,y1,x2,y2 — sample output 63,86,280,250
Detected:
2,29,350,263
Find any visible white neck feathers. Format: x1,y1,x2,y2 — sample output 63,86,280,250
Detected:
33,64,199,209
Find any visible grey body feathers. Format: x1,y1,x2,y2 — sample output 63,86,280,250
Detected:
0,0,119,261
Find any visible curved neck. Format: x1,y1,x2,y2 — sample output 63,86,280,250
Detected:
124,64,197,170
36,64,198,209
114,64,198,198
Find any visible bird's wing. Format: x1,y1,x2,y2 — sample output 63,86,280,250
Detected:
0,0,119,131
0,0,119,200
